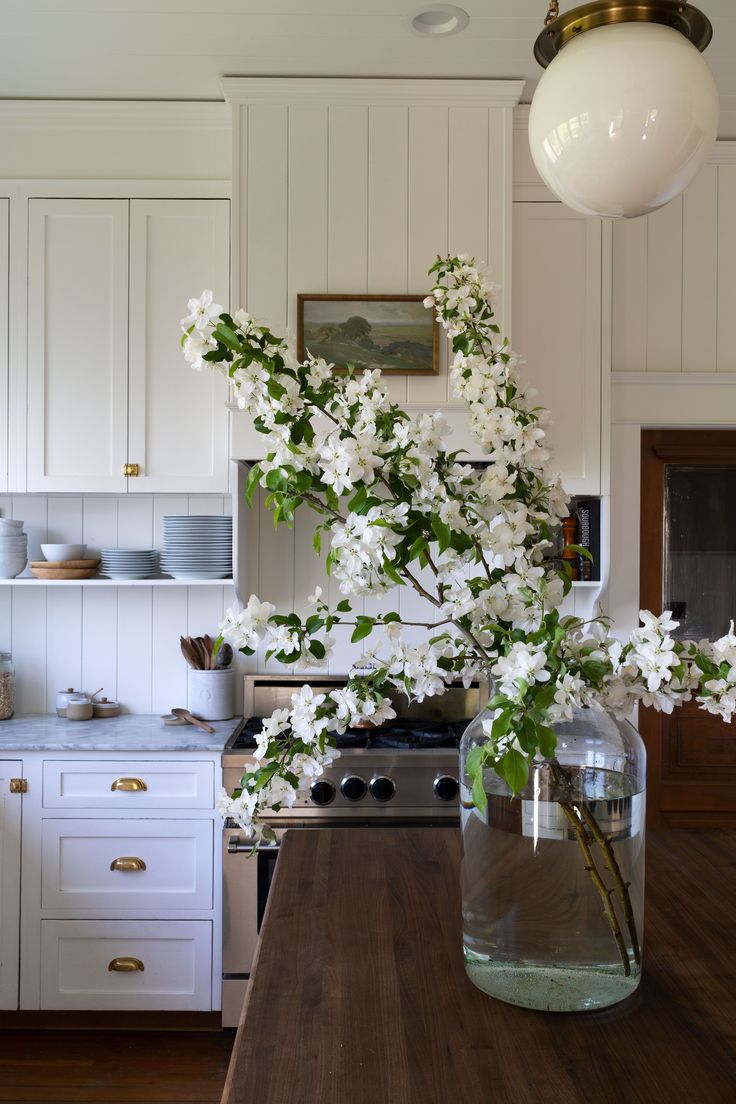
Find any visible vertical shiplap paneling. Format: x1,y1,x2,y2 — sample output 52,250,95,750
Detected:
11,587,46,713
448,108,489,263
82,496,118,559
287,105,328,337
611,217,648,372
235,485,260,673
188,495,224,517
407,106,449,406
717,165,736,372
367,105,409,406
117,495,153,549
293,507,324,620
327,106,369,293
646,195,683,372
682,166,718,373
13,494,47,571
488,109,512,339
254,487,295,671
45,586,82,710
151,586,189,714
116,586,153,713
246,105,289,328
81,587,118,704
187,586,225,640
0,589,10,652
46,496,83,544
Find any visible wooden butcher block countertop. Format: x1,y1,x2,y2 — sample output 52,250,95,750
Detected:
222,827,736,1104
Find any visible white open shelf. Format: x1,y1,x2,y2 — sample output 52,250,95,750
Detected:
571,580,602,588
0,577,234,587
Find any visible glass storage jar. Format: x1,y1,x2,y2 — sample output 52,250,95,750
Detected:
0,652,15,720
460,705,646,1012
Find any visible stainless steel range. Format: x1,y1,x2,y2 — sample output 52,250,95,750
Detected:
220,673,485,1025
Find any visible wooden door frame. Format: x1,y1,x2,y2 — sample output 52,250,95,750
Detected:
640,428,736,826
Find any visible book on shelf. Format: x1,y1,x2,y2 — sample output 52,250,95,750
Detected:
575,498,600,582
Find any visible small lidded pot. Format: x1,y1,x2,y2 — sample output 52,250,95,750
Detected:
56,687,77,718
66,693,93,721
93,696,121,718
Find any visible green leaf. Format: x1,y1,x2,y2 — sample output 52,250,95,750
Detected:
305,615,324,635
382,611,401,624
312,529,322,555
465,746,484,777
348,484,368,513
498,748,529,795
245,467,262,509
336,599,351,613
566,543,593,563
350,621,374,644
408,535,428,562
213,323,243,352
471,771,488,813
537,724,557,758
383,559,403,586
431,515,452,554
309,639,326,659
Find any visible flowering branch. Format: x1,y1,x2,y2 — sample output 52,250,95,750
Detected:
182,259,736,847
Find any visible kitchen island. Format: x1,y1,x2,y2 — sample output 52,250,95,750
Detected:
222,826,736,1104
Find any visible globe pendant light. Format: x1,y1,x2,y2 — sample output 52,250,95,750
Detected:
528,1,719,218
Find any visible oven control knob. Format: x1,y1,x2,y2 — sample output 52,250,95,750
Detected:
433,775,459,802
369,775,395,802
310,779,336,806
340,775,367,801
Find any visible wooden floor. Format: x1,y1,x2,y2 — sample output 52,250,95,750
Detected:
0,1029,234,1104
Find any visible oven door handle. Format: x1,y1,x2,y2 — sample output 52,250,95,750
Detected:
227,835,280,854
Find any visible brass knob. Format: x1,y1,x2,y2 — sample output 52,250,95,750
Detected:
9,778,27,794
110,777,148,792
110,856,147,872
108,957,145,973
123,463,140,477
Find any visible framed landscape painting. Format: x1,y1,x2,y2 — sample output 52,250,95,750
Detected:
297,294,440,376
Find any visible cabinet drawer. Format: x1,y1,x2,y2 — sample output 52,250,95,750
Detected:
43,760,214,809
40,920,213,1010
41,819,213,911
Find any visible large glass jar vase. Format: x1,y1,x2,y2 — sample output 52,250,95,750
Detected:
460,706,646,1012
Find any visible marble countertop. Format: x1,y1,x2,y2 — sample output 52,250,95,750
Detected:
0,714,243,752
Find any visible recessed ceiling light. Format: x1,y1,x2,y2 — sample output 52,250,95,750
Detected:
410,5,470,37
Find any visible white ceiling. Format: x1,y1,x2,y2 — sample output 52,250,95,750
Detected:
2,0,735,137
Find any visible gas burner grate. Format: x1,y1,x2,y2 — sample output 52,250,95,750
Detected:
231,716,469,751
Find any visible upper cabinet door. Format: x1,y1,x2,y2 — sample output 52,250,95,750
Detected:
127,199,230,494
0,201,8,493
512,204,603,496
27,200,129,493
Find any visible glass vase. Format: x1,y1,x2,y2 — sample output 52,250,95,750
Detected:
460,705,646,1012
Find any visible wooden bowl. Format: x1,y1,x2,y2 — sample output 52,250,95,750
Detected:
30,558,100,580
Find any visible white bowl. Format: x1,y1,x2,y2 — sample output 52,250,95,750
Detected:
40,543,86,561
0,557,27,579
0,518,23,529
0,539,28,549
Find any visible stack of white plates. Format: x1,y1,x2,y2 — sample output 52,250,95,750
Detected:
161,515,232,580
100,549,159,579
0,518,28,579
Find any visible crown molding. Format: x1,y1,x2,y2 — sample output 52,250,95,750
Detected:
0,100,230,130
612,371,736,425
221,77,525,109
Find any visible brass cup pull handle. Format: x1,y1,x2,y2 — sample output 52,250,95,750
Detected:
123,462,140,477
108,957,145,973
110,856,147,873
110,777,148,793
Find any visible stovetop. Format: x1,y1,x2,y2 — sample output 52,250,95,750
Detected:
226,715,470,752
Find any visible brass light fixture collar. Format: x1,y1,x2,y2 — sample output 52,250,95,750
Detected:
534,1,713,68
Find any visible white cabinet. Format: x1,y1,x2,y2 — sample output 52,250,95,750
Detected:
19,749,223,1013
0,760,22,1009
27,198,230,494
512,203,604,496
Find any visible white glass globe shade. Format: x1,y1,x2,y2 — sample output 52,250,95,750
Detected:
529,21,719,218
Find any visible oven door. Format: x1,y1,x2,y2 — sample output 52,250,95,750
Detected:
221,825,280,1027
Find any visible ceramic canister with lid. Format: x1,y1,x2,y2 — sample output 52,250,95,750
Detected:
66,694,93,721
56,688,77,717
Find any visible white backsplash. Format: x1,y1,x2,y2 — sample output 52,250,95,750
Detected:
0,493,240,716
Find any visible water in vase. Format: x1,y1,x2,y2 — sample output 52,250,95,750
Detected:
461,766,645,1012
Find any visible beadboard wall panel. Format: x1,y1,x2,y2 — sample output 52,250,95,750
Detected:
611,162,736,373
227,80,523,460
0,494,238,715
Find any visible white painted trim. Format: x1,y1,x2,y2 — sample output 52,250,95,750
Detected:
221,77,525,108
612,374,736,425
0,101,229,131
0,180,230,199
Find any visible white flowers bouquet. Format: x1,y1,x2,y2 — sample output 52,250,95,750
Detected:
183,255,736,841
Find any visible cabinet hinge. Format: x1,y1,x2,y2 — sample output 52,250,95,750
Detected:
9,778,27,794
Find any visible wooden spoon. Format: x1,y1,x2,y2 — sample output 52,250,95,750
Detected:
171,707,215,734
180,636,202,670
